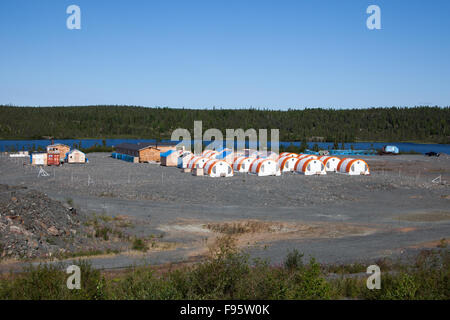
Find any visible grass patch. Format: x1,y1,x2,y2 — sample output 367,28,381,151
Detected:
132,238,148,252
205,220,280,235
94,226,111,241
0,243,448,300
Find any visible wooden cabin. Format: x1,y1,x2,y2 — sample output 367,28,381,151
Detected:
114,142,177,163
47,144,70,160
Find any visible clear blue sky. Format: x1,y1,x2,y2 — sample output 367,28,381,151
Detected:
1,0,449,109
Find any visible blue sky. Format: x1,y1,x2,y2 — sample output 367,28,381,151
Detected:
0,0,449,109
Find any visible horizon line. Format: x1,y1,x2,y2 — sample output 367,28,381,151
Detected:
1,104,449,111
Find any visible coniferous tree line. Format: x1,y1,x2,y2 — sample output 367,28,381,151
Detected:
0,105,448,143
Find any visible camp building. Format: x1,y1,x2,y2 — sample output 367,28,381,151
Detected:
114,142,178,163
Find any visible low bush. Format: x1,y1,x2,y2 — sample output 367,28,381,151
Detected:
0,245,448,300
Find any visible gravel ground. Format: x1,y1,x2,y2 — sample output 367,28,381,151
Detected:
0,152,449,270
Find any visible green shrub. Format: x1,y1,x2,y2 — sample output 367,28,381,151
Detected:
0,261,105,300
132,238,148,252
284,249,304,271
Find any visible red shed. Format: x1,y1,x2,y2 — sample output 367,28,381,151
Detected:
47,153,60,166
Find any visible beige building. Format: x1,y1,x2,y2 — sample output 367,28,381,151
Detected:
160,149,179,166
67,149,86,164
114,142,178,163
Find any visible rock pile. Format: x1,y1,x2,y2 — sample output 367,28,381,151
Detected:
0,184,87,259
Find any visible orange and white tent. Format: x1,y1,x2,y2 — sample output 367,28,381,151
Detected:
187,156,209,170
294,158,326,175
204,159,234,177
277,156,299,172
278,152,297,159
201,150,219,159
337,158,370,175
233,156,253,173
297,154,319,161
319,156,341,172
247,150,260,158
264,151,279,160
249,158,280,176
179,152,195,168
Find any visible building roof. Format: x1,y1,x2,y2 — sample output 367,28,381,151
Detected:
115,141,177,151
47,144,70,148
68,149,85,155
161,150,177,157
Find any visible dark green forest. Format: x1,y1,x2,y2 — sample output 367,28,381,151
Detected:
0,105,448,143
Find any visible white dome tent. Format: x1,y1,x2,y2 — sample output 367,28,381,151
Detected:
297,154,319,161
278,152,297,159
337,158,370,175
201,150,219,159
249,158,280,176
187,156,209,170
247,150,260,158
179,152,195,168
260,151,279,160
319,156,341,172
233,156,253,173
204,160,234,177
294,158,326,175
277,156,299,172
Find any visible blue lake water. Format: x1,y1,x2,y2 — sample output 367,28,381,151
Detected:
0,139,449,154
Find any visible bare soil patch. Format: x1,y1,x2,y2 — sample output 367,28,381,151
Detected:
396,211,450,222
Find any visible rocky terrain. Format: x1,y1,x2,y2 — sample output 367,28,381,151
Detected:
0,184,131,260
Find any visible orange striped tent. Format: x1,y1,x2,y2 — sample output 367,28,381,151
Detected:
318,156,341,172
297,154,319,161
294,158,326,175
233,156,253,173
249,158,280,176
204,159,233,177
337,158,370,175
278,152,297,160
247,150,260,158
277,155,298,172
263,151,279,160
179,152,195,169
201,150,219,159
187,156,209,170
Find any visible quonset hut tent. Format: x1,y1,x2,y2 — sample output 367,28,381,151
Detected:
257,151,278,160
178,152,194,168
278,156,299,172
249,158,280,176
297,154,319,161
201,150,219,159
337,158,370,175
216,150,234,164
187,156,209,170
318,156,341,172
233,156,253,173
294,158,326,175
204,160,233,177
278,152,297,159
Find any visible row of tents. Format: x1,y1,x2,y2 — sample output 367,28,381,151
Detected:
166,148,370,178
